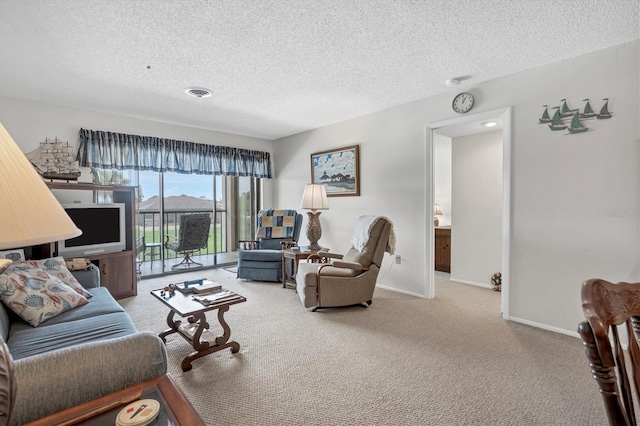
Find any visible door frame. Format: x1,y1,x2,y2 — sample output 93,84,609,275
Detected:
425,107,512,319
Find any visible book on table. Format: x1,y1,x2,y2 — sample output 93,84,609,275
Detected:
192,289,240,306
178,321,216,344
175,279,222,294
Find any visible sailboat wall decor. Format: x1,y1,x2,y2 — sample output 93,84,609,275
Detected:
537,97,612,135
597,98,612,119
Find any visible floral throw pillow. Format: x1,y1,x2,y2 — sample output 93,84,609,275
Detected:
22,257,92,298
0,266,89,327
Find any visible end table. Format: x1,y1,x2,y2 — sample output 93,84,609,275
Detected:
282,246,328,289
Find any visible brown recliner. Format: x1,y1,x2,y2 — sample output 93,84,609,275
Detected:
295,216,394,311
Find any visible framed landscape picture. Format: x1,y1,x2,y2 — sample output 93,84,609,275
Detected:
310,145,360,197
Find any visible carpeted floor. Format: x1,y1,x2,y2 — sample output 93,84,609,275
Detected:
119,270,606,425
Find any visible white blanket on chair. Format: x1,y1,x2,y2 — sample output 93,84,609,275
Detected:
350,215,396,255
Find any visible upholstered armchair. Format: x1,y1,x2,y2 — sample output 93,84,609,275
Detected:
165,213,211,270
296,215,395,311
237,209,303,282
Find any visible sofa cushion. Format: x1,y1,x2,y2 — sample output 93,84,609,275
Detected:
7,311,137,360
0,266,89,327
238,249,283,262
22,257,93,298
8,287,123,335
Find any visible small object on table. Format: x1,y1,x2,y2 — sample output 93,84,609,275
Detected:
116,398,160,426
183,279,203,288
176,279,221,294
160,284,176,298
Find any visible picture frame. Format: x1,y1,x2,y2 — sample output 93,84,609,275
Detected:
0,249,25,263
310,145,360,197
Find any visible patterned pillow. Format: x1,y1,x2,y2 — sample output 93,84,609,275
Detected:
257,209,297,239
22,257,92,298
0,266,89,327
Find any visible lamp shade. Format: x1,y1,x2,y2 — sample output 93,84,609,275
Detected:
0,122,81,250
434,204,443,216
301,184,329,211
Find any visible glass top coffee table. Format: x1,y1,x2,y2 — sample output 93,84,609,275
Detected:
151,282,246,371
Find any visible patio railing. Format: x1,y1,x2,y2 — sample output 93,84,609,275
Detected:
136,209,228,262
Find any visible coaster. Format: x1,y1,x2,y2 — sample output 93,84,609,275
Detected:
116,399,160,426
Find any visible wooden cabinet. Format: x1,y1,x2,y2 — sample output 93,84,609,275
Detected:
434,227,451,273
43,182,138,299
86,250,135,299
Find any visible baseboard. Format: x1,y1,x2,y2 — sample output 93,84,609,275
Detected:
448,277,493,290
376,284,427,299
508,316,580,339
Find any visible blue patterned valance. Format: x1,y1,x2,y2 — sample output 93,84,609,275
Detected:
77,128,272,178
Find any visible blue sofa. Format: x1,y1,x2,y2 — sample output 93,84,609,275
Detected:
1,265,167,425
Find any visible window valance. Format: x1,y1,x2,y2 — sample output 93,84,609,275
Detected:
77,128,272,178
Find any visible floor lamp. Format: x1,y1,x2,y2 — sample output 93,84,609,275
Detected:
301,184,329,251
0,122,81,273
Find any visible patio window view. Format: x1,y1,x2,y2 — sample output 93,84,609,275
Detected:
95,168,259,277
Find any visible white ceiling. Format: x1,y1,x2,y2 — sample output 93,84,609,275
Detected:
0,1,638,140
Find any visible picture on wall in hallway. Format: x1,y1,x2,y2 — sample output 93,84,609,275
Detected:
310,145,360,197
538,97,612,135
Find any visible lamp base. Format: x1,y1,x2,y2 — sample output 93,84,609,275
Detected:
434,217,439,227
306,211,323,251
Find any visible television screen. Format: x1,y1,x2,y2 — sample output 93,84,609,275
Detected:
65,207,121,247
58,203,126,257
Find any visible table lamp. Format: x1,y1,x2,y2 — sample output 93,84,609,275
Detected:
0,122,81,273
434,204,443,227
301,184,329,251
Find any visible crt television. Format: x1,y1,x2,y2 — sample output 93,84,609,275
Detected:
57,203,126,258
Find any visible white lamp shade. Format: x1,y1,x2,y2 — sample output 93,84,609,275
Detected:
301,184,329,211
0,122,81,250
434,204,443,216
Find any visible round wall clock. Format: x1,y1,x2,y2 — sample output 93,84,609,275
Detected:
452,92,474,114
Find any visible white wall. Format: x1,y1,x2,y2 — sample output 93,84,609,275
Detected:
433,134,452,226
1,41,637,335
450,131,503,287
274,41,640,334
0,96,276,205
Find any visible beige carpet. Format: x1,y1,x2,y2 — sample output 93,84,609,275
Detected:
119,270,606,425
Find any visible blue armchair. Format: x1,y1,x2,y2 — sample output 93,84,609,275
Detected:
237,209,303,282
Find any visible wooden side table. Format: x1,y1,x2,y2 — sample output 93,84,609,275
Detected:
282,247,328,289
25,375,204,425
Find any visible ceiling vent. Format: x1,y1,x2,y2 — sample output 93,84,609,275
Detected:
184,87,212,98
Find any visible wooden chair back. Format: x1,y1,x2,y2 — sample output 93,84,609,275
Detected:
578,279,640,425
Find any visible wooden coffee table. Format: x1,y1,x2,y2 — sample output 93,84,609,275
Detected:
151,287,246,371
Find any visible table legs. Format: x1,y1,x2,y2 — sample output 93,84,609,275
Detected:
158,306,240,372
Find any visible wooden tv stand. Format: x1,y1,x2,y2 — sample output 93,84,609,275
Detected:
33,182,138,299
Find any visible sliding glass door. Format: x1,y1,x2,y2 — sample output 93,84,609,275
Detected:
102,168,260,277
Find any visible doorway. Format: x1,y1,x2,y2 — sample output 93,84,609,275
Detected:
426,107,512,319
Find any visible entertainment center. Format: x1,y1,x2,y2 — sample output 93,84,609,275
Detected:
38,182,138,299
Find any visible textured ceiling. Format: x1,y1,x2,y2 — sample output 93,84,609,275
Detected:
0,1,638,140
